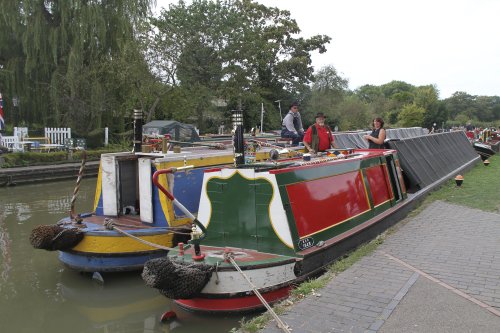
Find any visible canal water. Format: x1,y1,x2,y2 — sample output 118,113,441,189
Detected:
0,179,249,333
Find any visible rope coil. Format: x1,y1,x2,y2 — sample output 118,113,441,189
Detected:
103,218,177,251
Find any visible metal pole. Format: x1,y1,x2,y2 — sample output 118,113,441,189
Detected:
12,96,19,126
275,100,282,120
260,103,264,134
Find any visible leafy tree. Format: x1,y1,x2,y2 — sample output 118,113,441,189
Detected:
355,85,383,103
0,0,155,134
414,85,447,129
380,81,414,99
397,103,425,127
144,0,330,130
312,65,349,95
305,65,349,125
336,95,372,131
444,91,477,120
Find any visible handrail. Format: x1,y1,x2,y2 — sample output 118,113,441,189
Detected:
152,166,207,240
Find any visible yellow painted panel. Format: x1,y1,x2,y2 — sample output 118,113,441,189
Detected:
71,233,174,253
93,162,102,212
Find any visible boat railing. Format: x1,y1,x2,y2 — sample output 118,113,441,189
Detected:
152,166,207,257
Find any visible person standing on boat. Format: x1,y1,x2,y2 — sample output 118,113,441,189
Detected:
364,117,386,149
303,112,336,154
281,101,304,146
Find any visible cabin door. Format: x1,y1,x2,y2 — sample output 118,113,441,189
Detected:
385,154,403,203
118,159,138,214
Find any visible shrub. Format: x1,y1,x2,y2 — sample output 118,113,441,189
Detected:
0,148,121,168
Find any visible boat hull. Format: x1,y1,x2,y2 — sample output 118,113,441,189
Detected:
175,286,292,313
473,142,495,160
55,215,185,272
147,134,481,313
59,249,169,272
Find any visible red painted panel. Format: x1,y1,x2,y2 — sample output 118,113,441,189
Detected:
286,171,370,237
365,165,393,206
175,286,291,312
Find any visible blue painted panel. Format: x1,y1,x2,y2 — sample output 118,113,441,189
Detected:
173,168,206,217
58,250,168,272
151,165,169,227
95,190,104,215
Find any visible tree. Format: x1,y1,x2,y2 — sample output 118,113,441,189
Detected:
144,0,331,130
304,65,348,125
413,85,447,129
355,85,383,103
312,65,349,94
398,104,425,127
0,0,155,133
380,81,414,99
444,91,477,120
336,96,372,131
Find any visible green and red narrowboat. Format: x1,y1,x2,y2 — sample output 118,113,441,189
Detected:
142,148,411,312
142,111,481,313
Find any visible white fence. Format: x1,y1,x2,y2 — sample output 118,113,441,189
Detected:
1,136,24,152
13,127,29,140
44,127,71,145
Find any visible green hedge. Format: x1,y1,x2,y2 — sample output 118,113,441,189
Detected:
0,148,123,168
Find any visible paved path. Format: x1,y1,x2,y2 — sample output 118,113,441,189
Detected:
261,201,500,333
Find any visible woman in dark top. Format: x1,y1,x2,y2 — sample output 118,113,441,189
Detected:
364,117,386,149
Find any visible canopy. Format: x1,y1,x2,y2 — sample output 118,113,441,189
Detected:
143,120,200,142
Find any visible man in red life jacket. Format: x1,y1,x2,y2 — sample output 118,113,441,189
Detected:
303,112,336,154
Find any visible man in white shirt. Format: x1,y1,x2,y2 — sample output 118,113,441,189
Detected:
281,101,304,146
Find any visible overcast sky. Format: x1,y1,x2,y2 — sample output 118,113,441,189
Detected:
155,0,500,99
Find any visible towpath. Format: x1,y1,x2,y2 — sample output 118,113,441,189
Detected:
261,201,500,333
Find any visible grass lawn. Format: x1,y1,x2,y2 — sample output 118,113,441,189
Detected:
424,155,500,212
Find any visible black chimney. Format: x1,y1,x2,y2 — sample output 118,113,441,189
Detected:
232,109,245,166
133,109,143,153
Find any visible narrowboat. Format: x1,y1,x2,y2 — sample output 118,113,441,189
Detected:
142,112,480,313
473,142,495,160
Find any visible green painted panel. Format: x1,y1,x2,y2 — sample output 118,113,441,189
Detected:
202,172,295,255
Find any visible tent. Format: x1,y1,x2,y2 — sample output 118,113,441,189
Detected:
142,120,200,142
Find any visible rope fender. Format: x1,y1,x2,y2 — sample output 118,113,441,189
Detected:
142,257,213,299
30,224,84,251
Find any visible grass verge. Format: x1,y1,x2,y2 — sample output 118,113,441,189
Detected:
423,155,500,212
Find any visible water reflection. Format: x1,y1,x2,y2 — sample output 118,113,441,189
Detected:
0,179,245,333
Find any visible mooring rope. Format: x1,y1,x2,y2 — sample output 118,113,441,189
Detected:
103,219,177,251
248,139,302,157
69,151,87,222
298,156,339,166
107,221,192,235
226,254,291,333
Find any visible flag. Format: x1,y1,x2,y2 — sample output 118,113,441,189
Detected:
0,93,5,131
